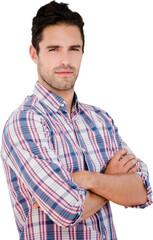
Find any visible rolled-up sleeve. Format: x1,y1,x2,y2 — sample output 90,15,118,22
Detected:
110,115,153,208
134,159,153,208
1,109,86,228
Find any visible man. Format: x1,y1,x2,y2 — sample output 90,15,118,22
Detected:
1,1,152,239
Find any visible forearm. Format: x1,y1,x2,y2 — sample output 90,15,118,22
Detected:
82,191,107,221
72,171,147,206
90,172,147,206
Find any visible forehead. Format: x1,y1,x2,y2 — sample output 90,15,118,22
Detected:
40,24,83,47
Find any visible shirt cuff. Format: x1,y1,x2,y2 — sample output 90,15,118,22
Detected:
132,160,153,208
67,187,87,228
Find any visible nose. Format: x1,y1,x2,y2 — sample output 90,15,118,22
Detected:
59,51,70,66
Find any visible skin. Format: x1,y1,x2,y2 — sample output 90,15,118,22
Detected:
72,149,147,207
30,24,147,220
30,24,83,115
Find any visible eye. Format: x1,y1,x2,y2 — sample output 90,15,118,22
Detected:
49,48,57,52
71,47,80,52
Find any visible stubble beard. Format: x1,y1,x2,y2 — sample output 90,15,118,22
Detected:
38,62,79,92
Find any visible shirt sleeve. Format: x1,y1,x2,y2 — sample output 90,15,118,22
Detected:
109,114,153,208
1,109,86,228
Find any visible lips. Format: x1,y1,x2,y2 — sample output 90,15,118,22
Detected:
55,70,73,75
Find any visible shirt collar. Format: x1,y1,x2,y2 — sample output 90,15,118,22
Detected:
33,81,79,113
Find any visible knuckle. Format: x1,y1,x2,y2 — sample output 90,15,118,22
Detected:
131,159,137,164
114,149,127,160
127,154,133,159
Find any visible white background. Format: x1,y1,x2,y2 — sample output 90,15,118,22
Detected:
0,0,153,239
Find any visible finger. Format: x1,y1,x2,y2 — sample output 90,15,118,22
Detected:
124,158,137,172
121,154,136,166
128,164,139,173
33,202,43,212
113,149,128,162
33,201,39,209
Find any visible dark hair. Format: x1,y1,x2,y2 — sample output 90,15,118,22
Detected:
31,1,85,53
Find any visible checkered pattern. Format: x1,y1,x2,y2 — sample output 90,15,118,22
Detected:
1,82,152,239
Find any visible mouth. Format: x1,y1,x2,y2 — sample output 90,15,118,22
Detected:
55,71,73,76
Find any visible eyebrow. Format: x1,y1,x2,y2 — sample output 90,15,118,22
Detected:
46,45,59,49
70,45,82,49
46,45,82,49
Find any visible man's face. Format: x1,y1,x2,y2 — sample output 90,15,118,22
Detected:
33,24,83,94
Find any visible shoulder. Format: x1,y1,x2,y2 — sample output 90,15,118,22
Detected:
78,102,114,125
3,95,45,132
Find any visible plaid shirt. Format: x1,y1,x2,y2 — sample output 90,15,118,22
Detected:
1,82,152,240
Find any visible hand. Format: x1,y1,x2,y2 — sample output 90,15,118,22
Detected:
33,201,43,211
104,149,139,175
72,171,92,190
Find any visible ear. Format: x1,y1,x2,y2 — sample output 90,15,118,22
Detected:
29,45,38,64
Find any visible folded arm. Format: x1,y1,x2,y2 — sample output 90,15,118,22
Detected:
33,148,147,220
90,172,147,206
33,190,108,221
2,111,87,227
72,149,148,207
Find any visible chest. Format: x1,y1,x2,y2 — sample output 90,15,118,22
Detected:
48,112,113,173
